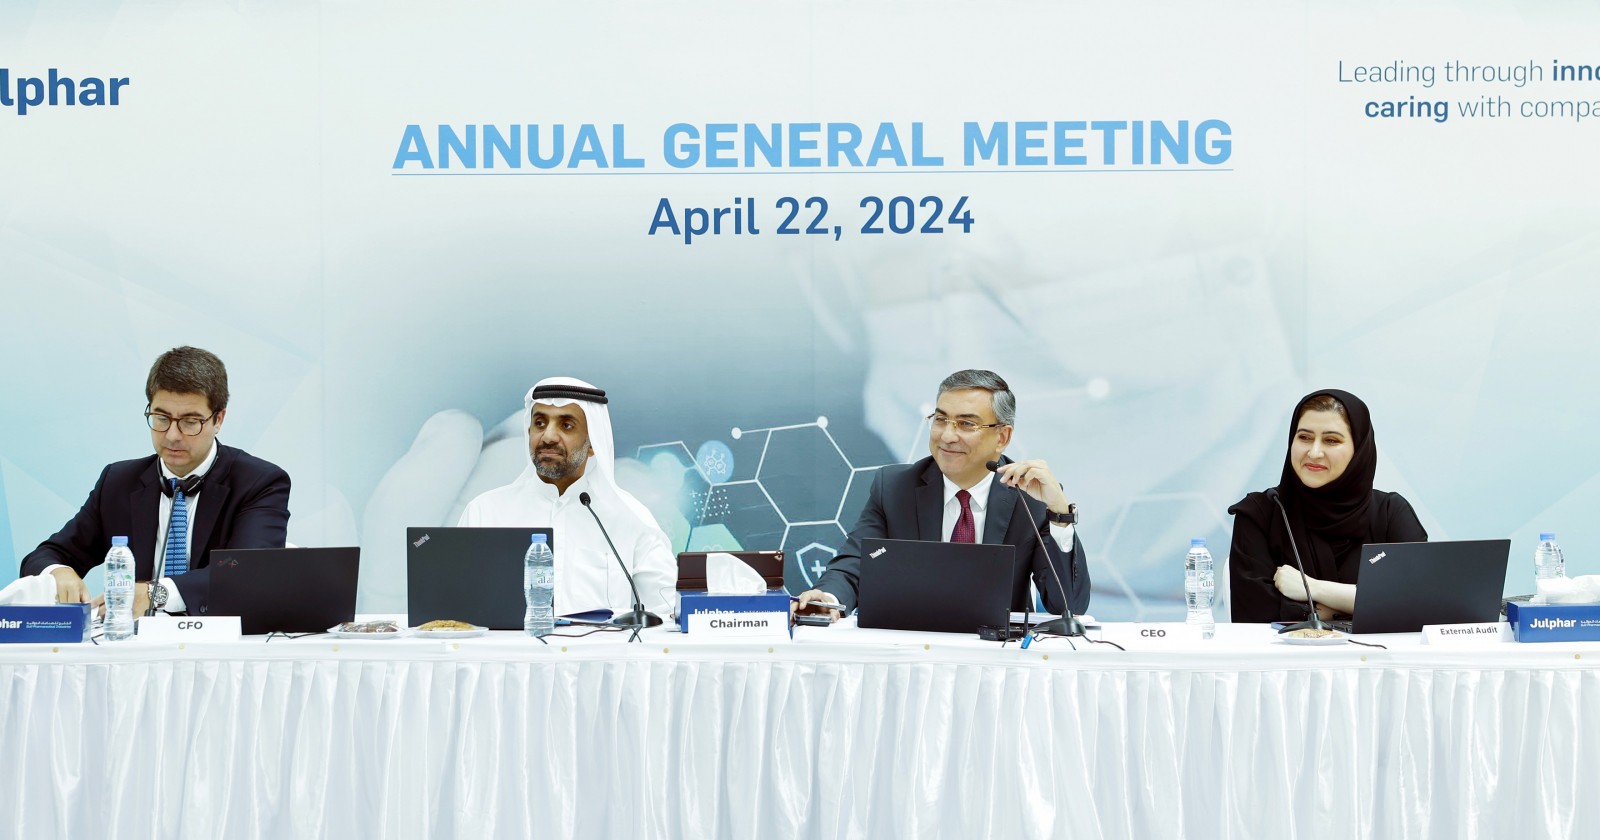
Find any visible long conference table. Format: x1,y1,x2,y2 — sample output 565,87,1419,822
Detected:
2,618,1597,840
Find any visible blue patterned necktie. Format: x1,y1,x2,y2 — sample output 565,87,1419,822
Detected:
163,478,190,578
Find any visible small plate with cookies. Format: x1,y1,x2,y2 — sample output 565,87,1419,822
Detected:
329,620,408,639
1279,627,1348,646
412,619,489,638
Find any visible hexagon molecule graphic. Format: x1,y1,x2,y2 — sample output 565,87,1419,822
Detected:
637,417,884,593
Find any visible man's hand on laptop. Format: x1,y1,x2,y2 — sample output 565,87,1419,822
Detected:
794,589,844,621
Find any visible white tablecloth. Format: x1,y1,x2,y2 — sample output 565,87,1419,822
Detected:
2,622,1597,839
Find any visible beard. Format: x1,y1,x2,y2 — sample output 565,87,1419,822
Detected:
532,438,590,481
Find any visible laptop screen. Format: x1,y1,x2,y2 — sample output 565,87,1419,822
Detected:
407,526,555,629
1346,539,1511,633
857,538,1014,634
209,546,361,635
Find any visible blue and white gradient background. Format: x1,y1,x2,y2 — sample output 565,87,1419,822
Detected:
2,1,1597,618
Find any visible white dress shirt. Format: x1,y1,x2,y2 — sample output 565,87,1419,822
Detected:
942,471,1076,549
46,443,216,613
150,442,219,613
457,469,678,618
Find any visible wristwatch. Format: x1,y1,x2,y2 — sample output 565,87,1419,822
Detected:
1046,504,1078,526
147,581,169,615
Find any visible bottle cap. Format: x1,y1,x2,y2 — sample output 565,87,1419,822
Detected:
111,536,129,547
1190,538,1206,547
530,533,548,543
1540,532,1556,542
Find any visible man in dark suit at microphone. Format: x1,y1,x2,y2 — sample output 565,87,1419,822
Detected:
20,346,291,616
795,369,1090,621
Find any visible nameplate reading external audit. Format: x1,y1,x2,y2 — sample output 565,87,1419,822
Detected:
136,615,242,641
686,611,791,641
1421,621,1511,646
1094,622,1206,647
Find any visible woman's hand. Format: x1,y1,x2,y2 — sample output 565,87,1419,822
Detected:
1276,565,1360,616
1274,565,1314,602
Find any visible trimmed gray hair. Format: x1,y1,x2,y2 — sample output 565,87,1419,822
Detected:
936,369,1015,426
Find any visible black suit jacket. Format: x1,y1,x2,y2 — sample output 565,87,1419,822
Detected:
814,456,1091,616
19,443,291,614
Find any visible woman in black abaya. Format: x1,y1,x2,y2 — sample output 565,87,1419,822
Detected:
1227,389,1427,623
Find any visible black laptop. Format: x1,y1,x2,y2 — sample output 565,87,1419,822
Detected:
856,538,1014,633
208,547,361,635
407,527,554,629
1331,539,1511,634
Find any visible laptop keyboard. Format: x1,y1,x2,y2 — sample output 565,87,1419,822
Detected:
1328,594,1534,632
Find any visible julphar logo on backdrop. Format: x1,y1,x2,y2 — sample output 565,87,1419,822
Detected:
0,69,129,115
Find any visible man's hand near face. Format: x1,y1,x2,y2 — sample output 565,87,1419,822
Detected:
995,459,1073,516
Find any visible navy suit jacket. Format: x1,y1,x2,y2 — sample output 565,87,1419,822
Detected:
19,443,291,614
814,456,1091,616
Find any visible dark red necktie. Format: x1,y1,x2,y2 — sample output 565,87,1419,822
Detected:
951,489,976,543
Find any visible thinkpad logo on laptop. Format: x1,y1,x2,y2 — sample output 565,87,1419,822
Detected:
869,547,886,558
1367,551,1386,564
413,534,431,548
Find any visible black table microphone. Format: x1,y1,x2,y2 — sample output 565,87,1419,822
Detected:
1264,487,1327,634
579,491,663,642
986,460,1085,637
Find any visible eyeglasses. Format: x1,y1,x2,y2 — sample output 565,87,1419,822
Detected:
145,411,215,436
927,414,1008,434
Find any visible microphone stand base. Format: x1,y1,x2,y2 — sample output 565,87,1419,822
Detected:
1030,616,1086,637
608,609,664,642
1277,618,1329,634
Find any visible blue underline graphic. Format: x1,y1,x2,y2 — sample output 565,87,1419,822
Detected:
389,168,1235,177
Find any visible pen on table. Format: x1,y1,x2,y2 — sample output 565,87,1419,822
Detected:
790,595,846,611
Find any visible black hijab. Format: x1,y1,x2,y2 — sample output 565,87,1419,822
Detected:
1274,388,1377,580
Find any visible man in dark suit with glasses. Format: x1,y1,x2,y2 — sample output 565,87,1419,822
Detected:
20,346,291,617
794,369,1090,621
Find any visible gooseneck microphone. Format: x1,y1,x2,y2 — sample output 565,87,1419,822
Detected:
1264,487,1326,634
579,491,662,642
986,460,1085,637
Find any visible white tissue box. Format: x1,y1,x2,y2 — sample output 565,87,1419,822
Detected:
1505,600,1600,642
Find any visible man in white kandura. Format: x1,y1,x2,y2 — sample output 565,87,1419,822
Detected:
458,377,676,618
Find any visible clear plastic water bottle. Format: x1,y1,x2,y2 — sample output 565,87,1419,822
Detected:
1535,532,1565,581
104,536,136,641
524,533,555,637
1185,538,1215,639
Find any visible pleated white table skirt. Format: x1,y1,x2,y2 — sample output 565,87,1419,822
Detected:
2,622,1596,840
